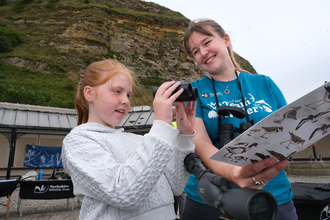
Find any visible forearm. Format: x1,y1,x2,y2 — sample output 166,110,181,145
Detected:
165,132,195,195
194,136,289,189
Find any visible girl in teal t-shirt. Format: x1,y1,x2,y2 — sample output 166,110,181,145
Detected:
181,19,297,220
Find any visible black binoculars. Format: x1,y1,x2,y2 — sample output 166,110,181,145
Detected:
153,81,198,102
217,106,253,148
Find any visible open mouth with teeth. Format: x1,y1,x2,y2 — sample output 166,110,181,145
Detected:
116,109,125,114
205,56,215,64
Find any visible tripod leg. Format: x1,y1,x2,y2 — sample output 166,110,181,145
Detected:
7,195,10,218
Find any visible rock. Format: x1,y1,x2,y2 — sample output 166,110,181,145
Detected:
1,57,49,73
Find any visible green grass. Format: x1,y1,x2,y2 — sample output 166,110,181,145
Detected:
104,4,186,22
0,62,76,108
0,61,157,108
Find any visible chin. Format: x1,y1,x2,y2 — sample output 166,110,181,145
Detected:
113,120,124,127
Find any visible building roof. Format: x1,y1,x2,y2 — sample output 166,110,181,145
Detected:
0,102,154,134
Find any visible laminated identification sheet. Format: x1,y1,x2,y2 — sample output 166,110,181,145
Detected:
209,82,330,167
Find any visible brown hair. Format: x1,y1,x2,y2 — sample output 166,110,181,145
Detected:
183,19,251,74
74,59,136,125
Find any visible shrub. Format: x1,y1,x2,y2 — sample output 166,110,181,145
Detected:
0,28,21,52
12,0,33,12
0,84,53,105
107,4,114,8
0,27,21,46
46,0,60,9
0,34,12,53
0,0,7,6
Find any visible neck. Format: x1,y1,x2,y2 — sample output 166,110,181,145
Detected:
208,68,239,82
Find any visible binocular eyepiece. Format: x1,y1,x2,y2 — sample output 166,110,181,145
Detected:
153,81,198,102
217,106,253,148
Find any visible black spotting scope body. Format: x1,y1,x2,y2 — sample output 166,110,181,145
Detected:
184,153,279,220
153,81,198,102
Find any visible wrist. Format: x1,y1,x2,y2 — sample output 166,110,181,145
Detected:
178,129,194,135
179,131,194,135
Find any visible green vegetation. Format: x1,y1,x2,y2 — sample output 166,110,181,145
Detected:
0,27,21,52
12,0,33,12
0,0,7,6
102,51,154,68
104,3,187,22
0,62,76,108
0,84,53,105
139,75,164,87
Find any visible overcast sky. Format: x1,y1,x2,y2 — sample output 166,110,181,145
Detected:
148,0,330,104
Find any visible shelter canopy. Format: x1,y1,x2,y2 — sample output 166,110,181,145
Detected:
0,102,154,134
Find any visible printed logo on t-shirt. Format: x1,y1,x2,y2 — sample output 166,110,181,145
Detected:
202,93,209,98
206,92,273,119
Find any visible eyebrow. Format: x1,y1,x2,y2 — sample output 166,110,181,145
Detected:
191,36,212,53
112,84,133,93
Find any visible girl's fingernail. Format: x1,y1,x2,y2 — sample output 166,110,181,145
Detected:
282,160,289,168
270,158,276,165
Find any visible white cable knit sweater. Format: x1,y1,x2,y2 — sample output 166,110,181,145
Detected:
62,120,195,220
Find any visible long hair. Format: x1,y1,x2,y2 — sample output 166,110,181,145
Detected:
183,19,251,74
74,59,136,125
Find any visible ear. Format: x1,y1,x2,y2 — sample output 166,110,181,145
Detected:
224,34,231,47
84,86,94,102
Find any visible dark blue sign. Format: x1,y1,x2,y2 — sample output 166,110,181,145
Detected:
24,145,63,167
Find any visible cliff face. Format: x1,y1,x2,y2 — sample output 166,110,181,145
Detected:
0,0,256,107
56,6,204,82
1,2,207,81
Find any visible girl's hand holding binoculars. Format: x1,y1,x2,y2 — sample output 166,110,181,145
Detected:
153,81,196,134
153,81,183,125
174,101,196,135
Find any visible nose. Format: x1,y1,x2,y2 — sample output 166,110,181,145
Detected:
200,47,208,56
121,94,129,104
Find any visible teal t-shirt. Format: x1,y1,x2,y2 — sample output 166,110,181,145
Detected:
185,72,293,206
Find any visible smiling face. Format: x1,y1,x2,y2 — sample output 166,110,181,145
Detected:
188,29,233,75
85,73,133,128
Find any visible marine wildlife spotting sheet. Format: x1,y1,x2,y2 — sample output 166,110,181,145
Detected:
209,81,330,167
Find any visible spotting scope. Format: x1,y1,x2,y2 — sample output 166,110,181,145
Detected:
184,153,279,220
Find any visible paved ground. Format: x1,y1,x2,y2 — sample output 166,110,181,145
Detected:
0,189,80,220
1,175,330,220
